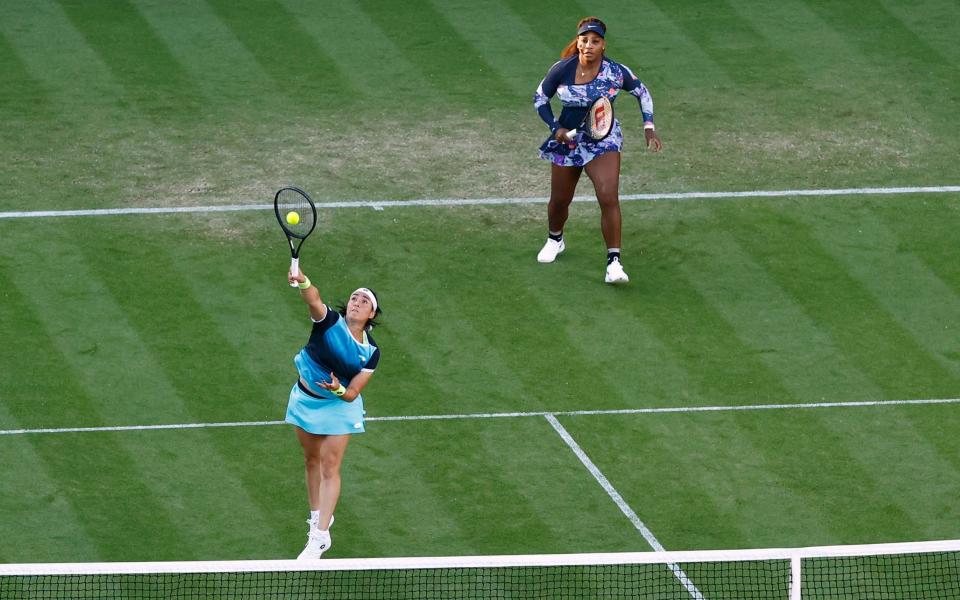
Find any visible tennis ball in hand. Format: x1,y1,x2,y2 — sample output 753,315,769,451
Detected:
286,211,300,225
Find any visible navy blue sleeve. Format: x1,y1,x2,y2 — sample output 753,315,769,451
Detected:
363,346,380,371
533,58,575,130
310,305,339,334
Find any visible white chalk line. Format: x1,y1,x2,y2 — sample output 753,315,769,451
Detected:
1,396,957,436
545,414,705,598
1,185,958,219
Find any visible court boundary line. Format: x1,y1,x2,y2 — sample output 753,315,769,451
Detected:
545,414,705,598
1,185,958,219
2,396,956,436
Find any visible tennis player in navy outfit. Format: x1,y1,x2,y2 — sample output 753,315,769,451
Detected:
534,16,663,284
286,265,381,559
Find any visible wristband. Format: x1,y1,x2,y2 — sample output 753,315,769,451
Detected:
643,122,656,131
333,385,346,397
298,277,312,290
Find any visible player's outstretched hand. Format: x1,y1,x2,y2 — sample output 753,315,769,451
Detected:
289,270,306,286
645,129,663,153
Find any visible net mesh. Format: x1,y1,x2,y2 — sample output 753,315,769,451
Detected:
2,541,958,599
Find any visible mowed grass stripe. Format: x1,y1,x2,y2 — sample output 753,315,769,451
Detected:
733,201,960,399
597,1,733,90
278,0,434,102
0,231,197,427
724,0,873,88
874,197,960,314
800,0,959,78
0,267,195,560
66,221,308,556
56,0,205,118
321,206,635,414
132,0,279,111
614,209,803,406
879,0,960,65
0,1,129,110
806,204,960,379
430,0,551,96
562,412,840,550
645,0,808,89
159,218,304,415
347,218,526,416
529,210,699,409
567,410,932,550
451,247,633,411
823,406,960,540
0,32,54,117
205,0,360,106
501,0,593,58
0,432,102,562
0,228,288,560
74,224,274,424
676,219,883,403
343,418,651,557
354,0,513,105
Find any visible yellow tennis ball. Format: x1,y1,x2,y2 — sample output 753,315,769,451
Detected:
286,211,300,225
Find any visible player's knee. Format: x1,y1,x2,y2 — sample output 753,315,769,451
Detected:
320,463,341,480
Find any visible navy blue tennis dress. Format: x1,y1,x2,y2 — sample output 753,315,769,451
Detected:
534,55,655,167
285,306,380,435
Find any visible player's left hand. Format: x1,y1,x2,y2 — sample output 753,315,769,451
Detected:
319,372,341,390
645,129,662,153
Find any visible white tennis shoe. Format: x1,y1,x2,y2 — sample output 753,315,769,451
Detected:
298,514,334,560
537,238,565,263
604,257,630,284
297,528,331,560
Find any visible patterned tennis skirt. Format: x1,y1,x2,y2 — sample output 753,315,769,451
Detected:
539,120,624,167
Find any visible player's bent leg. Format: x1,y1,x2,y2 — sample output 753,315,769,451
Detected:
540,165,582,263
586,153,629,283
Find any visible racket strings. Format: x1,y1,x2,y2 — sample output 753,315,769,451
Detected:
276,189,315,237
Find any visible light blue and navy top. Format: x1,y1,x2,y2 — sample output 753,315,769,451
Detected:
285,305,380,435
533,55,655,167
299,306,380,395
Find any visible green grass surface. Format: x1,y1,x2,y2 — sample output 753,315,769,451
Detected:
2,3,960,592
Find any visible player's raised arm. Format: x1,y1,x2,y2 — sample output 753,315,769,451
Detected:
288,269,327,321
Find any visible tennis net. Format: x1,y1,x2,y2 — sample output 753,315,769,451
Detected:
1,539,958,599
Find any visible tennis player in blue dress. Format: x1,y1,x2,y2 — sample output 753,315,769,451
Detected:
533,17,663,284
286,265,381,560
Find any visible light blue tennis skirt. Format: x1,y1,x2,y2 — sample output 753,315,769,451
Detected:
285,384,366,435
285,351,366,435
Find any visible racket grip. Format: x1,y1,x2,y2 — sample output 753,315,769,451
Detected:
565,129,578,141
289,256,300,288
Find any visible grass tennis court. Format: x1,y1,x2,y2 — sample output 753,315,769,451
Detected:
2,0,960,571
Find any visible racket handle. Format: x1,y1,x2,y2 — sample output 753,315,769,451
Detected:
565,129,578,142
289,256,300,288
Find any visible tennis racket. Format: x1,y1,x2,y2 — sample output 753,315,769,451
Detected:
274,186,317,287
566,95,614,142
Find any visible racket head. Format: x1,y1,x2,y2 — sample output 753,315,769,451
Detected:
583,96,614,141
274,186,317,241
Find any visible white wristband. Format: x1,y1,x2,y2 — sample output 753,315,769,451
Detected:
643,122,656,131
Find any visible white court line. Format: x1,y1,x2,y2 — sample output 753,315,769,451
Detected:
1,397,956,436
545,414,705,599
1,185,958,219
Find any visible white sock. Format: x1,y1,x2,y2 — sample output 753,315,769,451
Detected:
309,510,320,527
